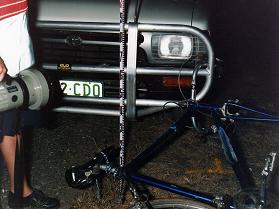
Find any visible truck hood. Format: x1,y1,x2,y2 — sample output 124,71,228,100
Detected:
33,0,209,30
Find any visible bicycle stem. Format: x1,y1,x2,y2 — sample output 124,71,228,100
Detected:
191,64,209,133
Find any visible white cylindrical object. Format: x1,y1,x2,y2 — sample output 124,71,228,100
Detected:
0,80,24,112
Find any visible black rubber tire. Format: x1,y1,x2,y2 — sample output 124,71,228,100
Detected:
141,199,216,209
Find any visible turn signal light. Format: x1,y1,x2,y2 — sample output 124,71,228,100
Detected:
161,77,192,88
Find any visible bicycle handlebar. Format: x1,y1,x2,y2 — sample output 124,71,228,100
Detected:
187,100,279,123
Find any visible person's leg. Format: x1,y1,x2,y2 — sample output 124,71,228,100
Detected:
0,110,60,208
0,134,32,197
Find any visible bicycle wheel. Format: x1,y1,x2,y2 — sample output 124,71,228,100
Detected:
140,199,216,209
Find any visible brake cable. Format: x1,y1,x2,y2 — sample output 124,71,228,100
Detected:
222,102,279,122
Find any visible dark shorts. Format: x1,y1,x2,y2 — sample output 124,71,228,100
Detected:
0,109,41,138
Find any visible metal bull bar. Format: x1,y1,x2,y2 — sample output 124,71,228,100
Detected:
38,22,214,119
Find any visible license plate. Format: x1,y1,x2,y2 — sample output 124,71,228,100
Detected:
59,80,103,97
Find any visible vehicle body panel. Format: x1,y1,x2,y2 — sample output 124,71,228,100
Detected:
33,0,209,30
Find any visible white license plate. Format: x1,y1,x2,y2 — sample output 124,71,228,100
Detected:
60,80,103,97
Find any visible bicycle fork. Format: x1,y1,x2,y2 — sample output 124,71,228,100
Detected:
213,113,255,189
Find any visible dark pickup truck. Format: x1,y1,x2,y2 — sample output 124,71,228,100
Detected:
29,0,217,119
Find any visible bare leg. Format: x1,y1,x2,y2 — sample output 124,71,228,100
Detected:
0,134,33,197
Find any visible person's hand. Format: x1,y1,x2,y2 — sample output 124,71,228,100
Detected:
0,57,7,81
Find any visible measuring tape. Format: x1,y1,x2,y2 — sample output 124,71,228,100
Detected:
119,0,126,201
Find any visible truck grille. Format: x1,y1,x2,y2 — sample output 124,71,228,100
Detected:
33,30,147,66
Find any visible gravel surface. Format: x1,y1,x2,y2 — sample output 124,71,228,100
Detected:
0,66,279,209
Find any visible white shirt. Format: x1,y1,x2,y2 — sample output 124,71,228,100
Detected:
0,11,34,77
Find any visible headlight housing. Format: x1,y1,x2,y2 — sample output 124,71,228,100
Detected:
152,34,193,61
159,35,192,59
150,33,209,67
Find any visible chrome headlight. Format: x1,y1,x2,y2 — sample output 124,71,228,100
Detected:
152,34,193,60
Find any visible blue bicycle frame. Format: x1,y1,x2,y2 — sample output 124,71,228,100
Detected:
65,99,279,208
123,101,279,208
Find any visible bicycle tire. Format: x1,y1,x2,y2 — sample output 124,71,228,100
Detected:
140,199,216,209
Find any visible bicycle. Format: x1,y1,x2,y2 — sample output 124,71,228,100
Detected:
65,66,279,208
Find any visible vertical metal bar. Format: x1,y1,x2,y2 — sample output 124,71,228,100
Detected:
126,23,138,119
119,0,127,202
